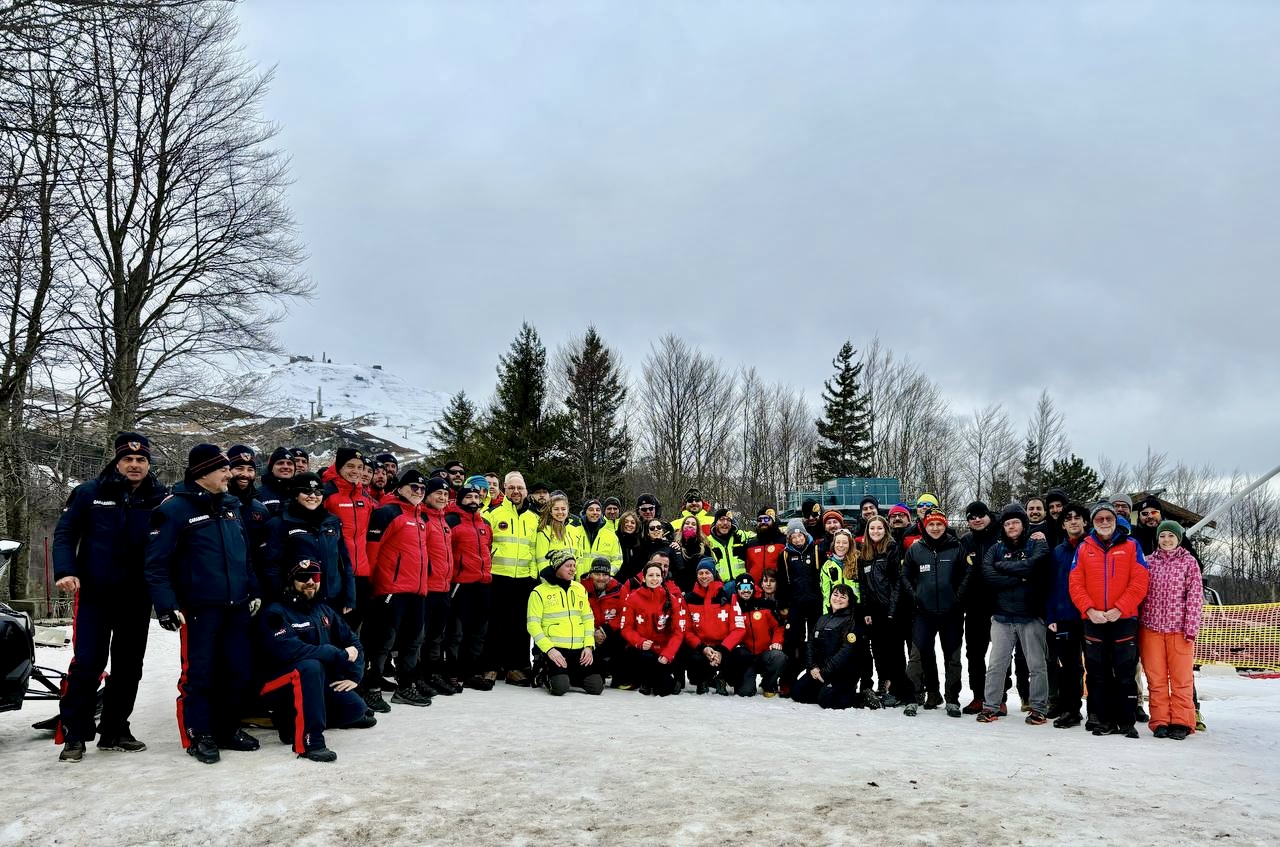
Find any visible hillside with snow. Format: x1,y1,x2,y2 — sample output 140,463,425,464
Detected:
239,358,453,455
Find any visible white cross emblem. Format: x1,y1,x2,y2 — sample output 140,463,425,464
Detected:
717,609,729,622
635,614,644,625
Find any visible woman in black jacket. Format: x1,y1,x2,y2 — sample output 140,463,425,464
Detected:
857,515,913,707
790,584,876,709
258,473,355,613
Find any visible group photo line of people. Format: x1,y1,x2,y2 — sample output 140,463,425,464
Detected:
49,430,1206,764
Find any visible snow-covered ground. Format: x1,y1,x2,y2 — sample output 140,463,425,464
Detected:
2,624,1277,847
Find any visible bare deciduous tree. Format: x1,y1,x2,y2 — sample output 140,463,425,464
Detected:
958,403,1018,505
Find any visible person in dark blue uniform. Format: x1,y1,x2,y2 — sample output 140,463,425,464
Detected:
53,432,169,763
145,444,262,764
259,560,374,762
258,473,355,611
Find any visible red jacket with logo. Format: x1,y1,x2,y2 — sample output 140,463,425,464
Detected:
620,584,686,662
445,502,492,585
421,506,453,594
745,532,787,587
322,471,374,578
581,575,629,632
683,580,746,650
739,597,786,655
366,499,430,596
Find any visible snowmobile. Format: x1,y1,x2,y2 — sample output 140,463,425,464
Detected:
0,540,101,730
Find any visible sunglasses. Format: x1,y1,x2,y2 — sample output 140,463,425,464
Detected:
648,525,664,531
639,506,656,512
407,483,427,493
293,573,321,584
448,469,465,475
299,489,323,498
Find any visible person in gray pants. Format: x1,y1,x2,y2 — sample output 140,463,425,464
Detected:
976,503,1051,725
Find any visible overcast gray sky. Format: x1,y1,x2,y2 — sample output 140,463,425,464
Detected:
235,1,1280,477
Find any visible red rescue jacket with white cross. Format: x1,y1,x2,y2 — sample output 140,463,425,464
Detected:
683,580,746,650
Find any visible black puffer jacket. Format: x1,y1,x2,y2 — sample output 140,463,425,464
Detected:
857,540,901,613
899,530,969,616
806,606,862,681
981,505,1050,621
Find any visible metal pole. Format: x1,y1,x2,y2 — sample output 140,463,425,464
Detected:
1185,463,1280,538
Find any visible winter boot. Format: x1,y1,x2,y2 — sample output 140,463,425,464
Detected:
1025,711,1048,726
715,679,731,696
345,713,378,729
59,741,85,763
300,746,338,763
1153,725,1170,739
1091,723,1115,737
1085,713,1101,733
97,732,147,752
1167,724,1191,741
427,673,456,696
923,691,943,710
505,669,533,687
1053,712,1082,729
1135,705,1149,722
945,702,962,718
1195,711,1206,732
961,698,983,715
881,692,900,708
187,735,220,764
863,690,882,710
976,709,1000,723
392,685,432,707
1117,724,1140,739
217,729,261,751
363,687,391,713
903,702,919,717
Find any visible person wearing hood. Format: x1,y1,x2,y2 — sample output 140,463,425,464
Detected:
857,516,912,707
54,432,170,763
779,518,823,694
257,447,296,517
580,498,623,575
899,510,969,717
735,572,787,697
745,506,787,585
790,584,876,709
602,497,622,533
670,487,714,536
958,500,1025,715
581,556,629,684
682,558,748,695
145,444,262,764
361,470,435,712
619,561,686,696
528,549,602,695
1138,520,1202,740
258,473,355,612
1047,502,1090,729
226,446,271,553
976,504,1051,725
322,448,374,629
258,560,374,763
445,476,494,691
1069,502,1150,738
707,508,750,584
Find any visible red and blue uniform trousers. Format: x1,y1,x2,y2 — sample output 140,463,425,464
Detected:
261,659,367,753
176,602,253,746
57,585,151,743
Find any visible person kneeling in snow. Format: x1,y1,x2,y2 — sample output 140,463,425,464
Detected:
790,584,874,709
528,550,603,696
260,560,376,762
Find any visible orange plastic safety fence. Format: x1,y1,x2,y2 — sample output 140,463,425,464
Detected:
1195,603,1280,674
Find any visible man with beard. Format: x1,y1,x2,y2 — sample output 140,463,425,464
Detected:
481,472,541,686
706,509,750,584
670,488,713,536
258,448,296,517
857,496,881,537
446,477,494,690
443,459,466,502
958,501,1000,714
528,480,552,514
602,497,622,532
54,433,169,762
1047,502,1089,728
800,498,822,543
289,448,310,475
227,446,271,569
146,444,262,764
745,507,787,585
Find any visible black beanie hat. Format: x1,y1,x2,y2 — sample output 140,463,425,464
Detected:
589,556,612,575
267,447,292,468
603,497,621,509
965,501,992,519
375,452,397,466
1136,495,1163,513
227,445,256,469
291,472,323,496
636,493,659,510
1044,488,1069,507
530,480,552,494
801,498,820,519
713,507,731,521
289,447,309,460
186,444,229,481
859,495,879,509
397,469,428,489
113,432,152,461
334,447,365,469
425,477,449,495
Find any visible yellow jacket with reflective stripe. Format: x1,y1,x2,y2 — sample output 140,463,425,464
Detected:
581,524,623,577
534,522,589,576
526,569,595,652
484,499,540,579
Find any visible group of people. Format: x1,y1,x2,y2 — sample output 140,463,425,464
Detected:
49,432,1207,766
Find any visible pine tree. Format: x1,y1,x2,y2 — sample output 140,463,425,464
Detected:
1017,435,1045,501
429,390,492,471
564,327,631,501
1041,454,1105,504
812,341,873,481
484,322,569,486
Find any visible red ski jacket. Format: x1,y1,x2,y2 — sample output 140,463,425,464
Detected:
740,599,786,655
445,503,492,585
421,506,454,594
683,580,746,650
620,584,686,662
322,472,374,578
367,499,429,596
581,575,629,632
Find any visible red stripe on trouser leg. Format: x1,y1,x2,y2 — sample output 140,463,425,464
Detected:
54,591,82,745
176,613,191,748
261,670,306,753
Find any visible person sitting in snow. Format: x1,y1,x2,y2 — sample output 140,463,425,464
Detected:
259,560,375,762
528,549,603,696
